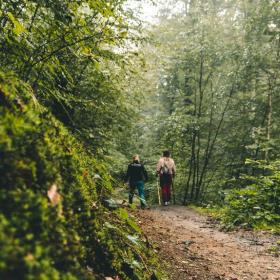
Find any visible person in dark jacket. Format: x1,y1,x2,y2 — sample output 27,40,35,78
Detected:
125,155,148,208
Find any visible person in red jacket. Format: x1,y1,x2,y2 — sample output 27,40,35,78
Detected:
156,150,176,206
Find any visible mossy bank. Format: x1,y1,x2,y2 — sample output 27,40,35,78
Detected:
0,71,163,280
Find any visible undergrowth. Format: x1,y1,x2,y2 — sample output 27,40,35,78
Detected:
191,161,280,232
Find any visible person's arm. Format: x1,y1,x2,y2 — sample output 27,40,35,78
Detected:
156,158,162,175
172,160,176,177
125,165,131,183
142,165,148,181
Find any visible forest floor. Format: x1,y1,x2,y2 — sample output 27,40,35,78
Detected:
133,206,280,280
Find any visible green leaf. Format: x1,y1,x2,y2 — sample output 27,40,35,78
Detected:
7,12,25,35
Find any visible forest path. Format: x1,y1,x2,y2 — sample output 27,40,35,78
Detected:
134,206,280,280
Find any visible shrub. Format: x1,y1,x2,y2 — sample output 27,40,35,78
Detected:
221,160,280,230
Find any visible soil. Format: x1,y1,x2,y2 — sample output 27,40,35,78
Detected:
134,206,280,280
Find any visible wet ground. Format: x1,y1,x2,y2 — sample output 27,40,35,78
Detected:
134,206,280,280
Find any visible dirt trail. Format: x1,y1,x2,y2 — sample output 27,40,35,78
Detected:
135,206,280,280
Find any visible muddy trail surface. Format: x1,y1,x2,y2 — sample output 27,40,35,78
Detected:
134,206,280,280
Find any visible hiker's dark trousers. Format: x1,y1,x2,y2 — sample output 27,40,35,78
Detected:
160,174,172,203
129,180,146,207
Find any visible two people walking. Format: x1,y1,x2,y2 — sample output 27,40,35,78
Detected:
125,151,176,208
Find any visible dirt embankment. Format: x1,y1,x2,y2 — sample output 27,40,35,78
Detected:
134,206,280,280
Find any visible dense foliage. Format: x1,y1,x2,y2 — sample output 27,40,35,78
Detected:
0,71,161,279
0,0,140,157
221,160,280,230
0,0,163,278
1,1,280,277
126,0,280,229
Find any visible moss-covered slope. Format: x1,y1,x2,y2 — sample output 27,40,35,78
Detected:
0,71,162,280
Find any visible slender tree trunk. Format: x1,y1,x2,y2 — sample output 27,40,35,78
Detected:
265,79,272,161
197,82,235,192
183,132,195,204
194,47,205,201
195,82,214,200
28,3,40,32
190,149,197,201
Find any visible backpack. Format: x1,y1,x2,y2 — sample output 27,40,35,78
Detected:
161,161,170,174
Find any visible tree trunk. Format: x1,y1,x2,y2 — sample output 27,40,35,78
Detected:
265,78,272,161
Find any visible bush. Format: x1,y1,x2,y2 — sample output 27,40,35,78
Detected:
221,160,280,230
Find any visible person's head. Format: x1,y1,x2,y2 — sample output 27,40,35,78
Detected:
163,150,171,157
133,154,140,162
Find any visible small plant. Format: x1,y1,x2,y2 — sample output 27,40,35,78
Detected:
267,242,280,257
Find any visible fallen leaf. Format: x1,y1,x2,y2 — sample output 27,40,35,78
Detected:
91,201,98,209
47,184,61,206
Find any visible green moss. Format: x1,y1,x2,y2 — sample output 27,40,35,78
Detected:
0,72,163,279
